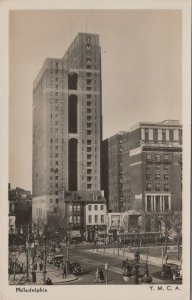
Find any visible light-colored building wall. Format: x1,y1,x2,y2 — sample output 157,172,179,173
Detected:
85,203,107,226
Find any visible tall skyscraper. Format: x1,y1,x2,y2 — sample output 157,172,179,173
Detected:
32,33,102,221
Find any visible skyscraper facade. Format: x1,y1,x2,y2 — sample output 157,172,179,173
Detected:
32,33,102,221
107,132,127,213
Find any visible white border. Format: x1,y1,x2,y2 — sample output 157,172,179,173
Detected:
0,1,191,300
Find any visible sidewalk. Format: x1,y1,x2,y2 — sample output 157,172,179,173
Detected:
90,247,180,268
9,270,78,285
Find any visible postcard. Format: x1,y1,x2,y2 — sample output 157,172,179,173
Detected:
0,1,191,299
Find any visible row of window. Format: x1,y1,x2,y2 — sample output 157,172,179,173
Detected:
69,205,81,212
146,165,169,171
146,182,170,191
146,154,170,163
143,128,182,142
88,215,105,223
146,173,169,180
88,204,104,211
69,215,81,224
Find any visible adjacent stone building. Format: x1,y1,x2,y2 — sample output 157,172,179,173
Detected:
104,120,182,221
124,120,182,213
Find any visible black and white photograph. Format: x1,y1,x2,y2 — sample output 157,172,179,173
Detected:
0,1,191,300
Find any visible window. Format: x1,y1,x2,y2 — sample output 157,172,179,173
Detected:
87,147,92,152
87,161,92,167
100,205,104,210
155,154,161,163
95,215,98,223
87,79,91,85
87,123,92,128
69,216,73,223
87,184,92,189
145,129,149,141
87,154,91,160
56,198,58,204
87,140,92,145
87,101,91,106
69,205,72,212
164,174,169,180
155,173,160,180
164,154,169,163
101,215,104,223
146,154,152,163
95,205,98,210
164,183,169,191
146,165,151,171
155,166,160,171
155,183,160,191
86,72,91,77
146,196,151,211
86,86,91,91
87,176,92,182
87,108,91,113
146,174,151,180
88,205,92,211
162,130,166,142
164,165,169,171
164,196,169,211
87,116,92,121
87,130,92,135
88,215,92,223
87,169,92,174
146,183,152,191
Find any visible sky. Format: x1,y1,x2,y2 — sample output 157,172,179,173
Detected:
9,10,182,191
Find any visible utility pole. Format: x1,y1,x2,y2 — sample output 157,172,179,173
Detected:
43,237,47,284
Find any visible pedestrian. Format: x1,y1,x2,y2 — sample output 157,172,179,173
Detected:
95,267,99,282
46,277,52,285
63,265,67,279
39,261,43,271
32,269,36,283
99,268,104,283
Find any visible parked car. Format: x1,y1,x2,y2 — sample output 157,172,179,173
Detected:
53,254,63,267
162,263,182,281
68,262,86,275
47,254,54,264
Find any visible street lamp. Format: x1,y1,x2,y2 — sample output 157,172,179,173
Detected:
117,230,120,256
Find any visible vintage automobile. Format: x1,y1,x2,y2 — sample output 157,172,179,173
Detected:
67,262,86,275
162,263,182,281
53,254,64,267
47,253,54,264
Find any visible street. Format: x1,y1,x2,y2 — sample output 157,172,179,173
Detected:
9,244,182,285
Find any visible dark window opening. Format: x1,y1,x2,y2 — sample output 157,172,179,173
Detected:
68,72,78,90
68,95,77,133
68,138,78,191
